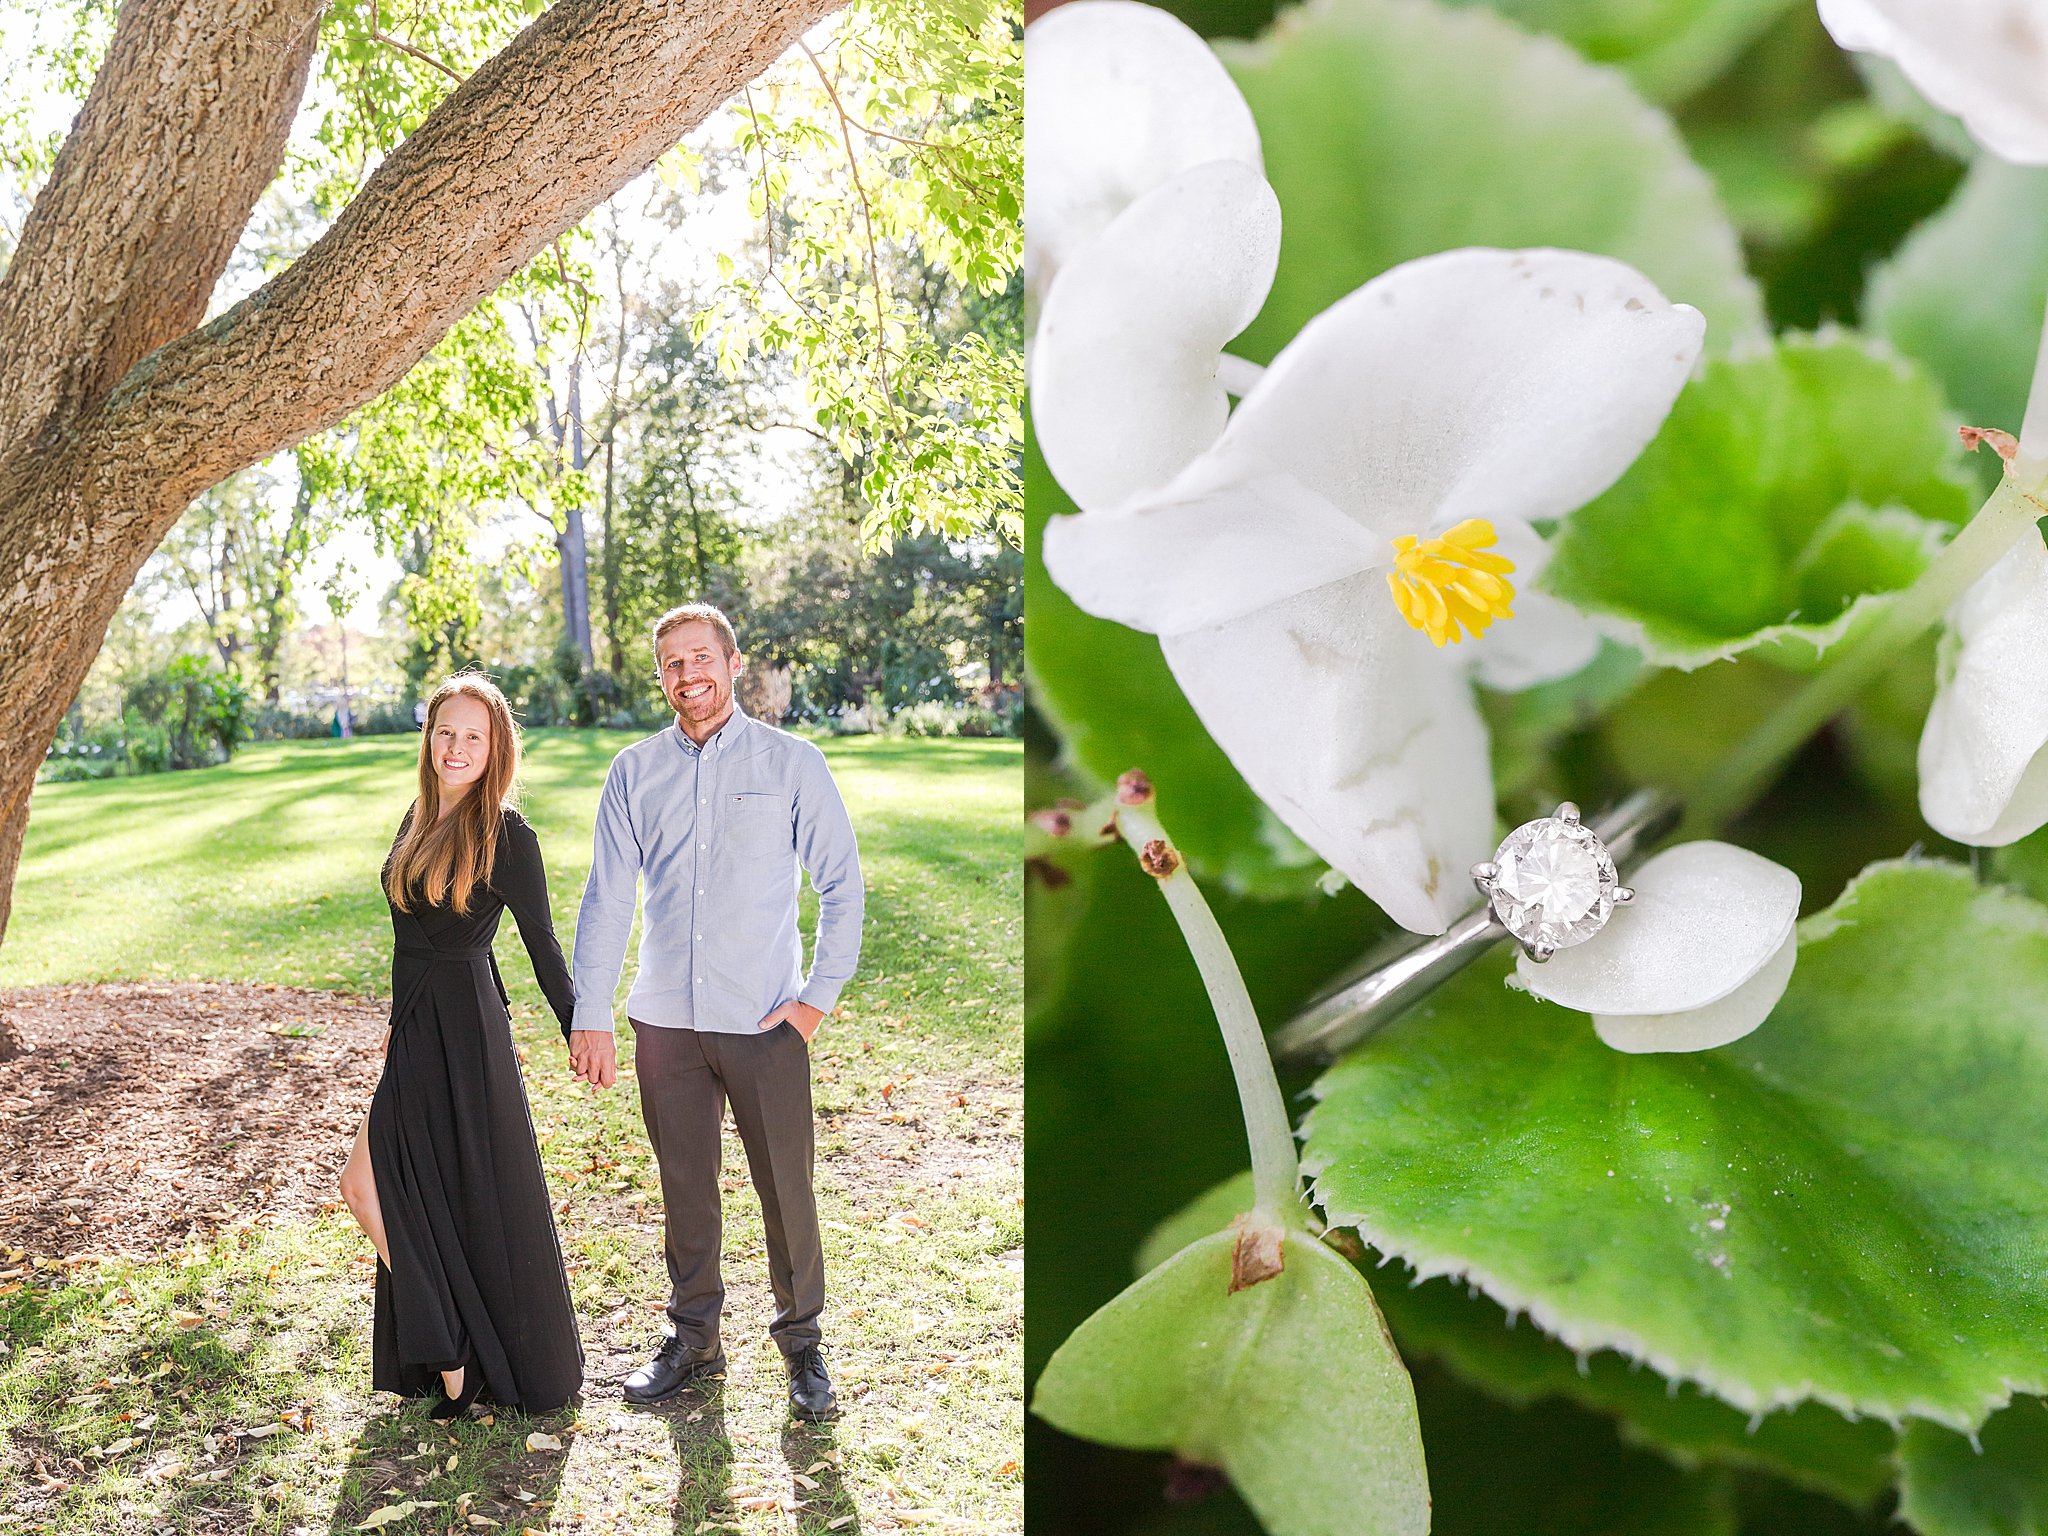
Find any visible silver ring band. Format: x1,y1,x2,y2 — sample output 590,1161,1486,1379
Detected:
1271,789,1682,1065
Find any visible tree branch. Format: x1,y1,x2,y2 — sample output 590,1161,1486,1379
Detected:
0,0,324,477
84,0,845,518
368,0,466,84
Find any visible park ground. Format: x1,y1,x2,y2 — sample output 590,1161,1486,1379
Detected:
0,730,1023,1535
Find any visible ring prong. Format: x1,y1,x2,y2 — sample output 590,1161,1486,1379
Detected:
1524,941,1556,963
1555,801,1581,825
1470,861,1499,895
1613,886,1635,905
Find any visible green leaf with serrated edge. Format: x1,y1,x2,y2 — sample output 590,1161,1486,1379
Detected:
1222,0,1766,366
1033,1231,1430,1536
1868,159,2048,461
1024,421,1325,897
1546,335,1975,667
1442,0,1796,104
1304,859,2048,1433
1898,1397,2048,1536
1140,1172,1894,1507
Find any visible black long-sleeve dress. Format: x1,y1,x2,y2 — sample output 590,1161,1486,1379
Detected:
369,805,584,1413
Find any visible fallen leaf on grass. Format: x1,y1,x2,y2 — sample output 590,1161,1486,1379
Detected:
445,1453,458,1472
357,1500,439,1529
525,1431,562,1452
171,1310,206,1329
241,1422,286,1439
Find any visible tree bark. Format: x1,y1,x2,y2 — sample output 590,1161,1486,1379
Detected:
0,0,843,1041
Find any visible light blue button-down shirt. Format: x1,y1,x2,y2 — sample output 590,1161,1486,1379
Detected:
570,707,863,1034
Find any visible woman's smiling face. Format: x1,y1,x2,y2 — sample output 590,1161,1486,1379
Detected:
432,694,492,793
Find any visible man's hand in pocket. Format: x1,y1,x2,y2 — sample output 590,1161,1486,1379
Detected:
758,1000,825,1042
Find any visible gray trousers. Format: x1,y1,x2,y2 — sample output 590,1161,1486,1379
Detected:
631,1020,824,1357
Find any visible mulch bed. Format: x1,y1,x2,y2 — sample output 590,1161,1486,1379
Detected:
0,983,388,1263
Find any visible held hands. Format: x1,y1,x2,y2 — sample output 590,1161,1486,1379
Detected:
568,1028,618,1090
759,1000,825,1043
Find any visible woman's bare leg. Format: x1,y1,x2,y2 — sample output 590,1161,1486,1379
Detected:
339,1117,391,1269
341,1118,462,1396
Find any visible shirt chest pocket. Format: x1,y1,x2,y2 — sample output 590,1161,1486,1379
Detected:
723,790,791,853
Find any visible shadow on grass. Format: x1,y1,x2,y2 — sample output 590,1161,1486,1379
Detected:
784,1419,860,1533
327,1394,579,1535
645,1382,735,1532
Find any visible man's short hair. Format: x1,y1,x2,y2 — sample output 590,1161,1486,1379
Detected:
652,603,739,663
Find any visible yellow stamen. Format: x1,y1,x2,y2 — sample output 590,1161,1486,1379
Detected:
1386,518,1518,647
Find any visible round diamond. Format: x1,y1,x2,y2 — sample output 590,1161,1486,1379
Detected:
1485,815,1619,951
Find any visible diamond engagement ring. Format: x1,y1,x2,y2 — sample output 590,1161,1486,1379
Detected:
1272,789,1681,1064
1472,801,1633,963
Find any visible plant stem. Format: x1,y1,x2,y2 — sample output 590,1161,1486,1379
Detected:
1117,796,1303,1228
1216,353,1265,399
1684,473,2045,837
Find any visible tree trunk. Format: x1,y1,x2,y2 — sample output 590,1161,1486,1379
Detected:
254,478,313,706
0,0,843,1052
558,359,596,670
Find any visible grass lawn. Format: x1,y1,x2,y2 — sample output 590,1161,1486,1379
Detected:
0,730,1022,1535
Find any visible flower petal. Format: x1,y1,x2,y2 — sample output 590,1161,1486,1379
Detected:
1163,576,1495,933
1818,0,2048,165
1033,161,1281,512
1592,933,1797,1054
1516,841,1801,1016
1462,517,1602,690
1023,0,1263,323
1207,247,1704,546
1040,461,1385,634
1918,528,2048,846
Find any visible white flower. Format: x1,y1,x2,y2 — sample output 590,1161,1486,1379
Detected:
1040,245,1703,933
1918,525,2048,845
1024,0,1280,511
1514,842,1802,1053
1817,0,2048,165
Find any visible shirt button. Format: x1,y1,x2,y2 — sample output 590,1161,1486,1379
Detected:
698,888,705,895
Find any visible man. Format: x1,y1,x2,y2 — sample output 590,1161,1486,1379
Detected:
568,602,863,1421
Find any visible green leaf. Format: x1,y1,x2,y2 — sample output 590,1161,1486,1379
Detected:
1034,1230,1430,1536
1222,0,1767,364
1304,859,2048,1431
1868,158,2048,458
1898,1397,2048,1536
1139,1172,1895,1508
1441,0,1797,104
1024,424,1326,895
1545,334,1976,666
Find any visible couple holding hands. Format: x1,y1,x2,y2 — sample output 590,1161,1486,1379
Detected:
336,602,863,1424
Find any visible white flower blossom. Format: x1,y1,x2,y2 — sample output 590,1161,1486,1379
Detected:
1514,841,1803,1054
1817,0,2048,165
1918,525,2048,845
1040,245,1703,932
1025,1,1280,510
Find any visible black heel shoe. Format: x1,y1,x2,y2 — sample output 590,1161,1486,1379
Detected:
430,1355,484,1420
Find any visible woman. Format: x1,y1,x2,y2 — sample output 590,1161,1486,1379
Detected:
337,673,583,1417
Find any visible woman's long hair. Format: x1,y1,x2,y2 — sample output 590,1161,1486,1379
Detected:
383,673,521,916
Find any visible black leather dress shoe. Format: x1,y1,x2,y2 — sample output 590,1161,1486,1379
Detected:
622,1336,726,1404
787,1344,838,1422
